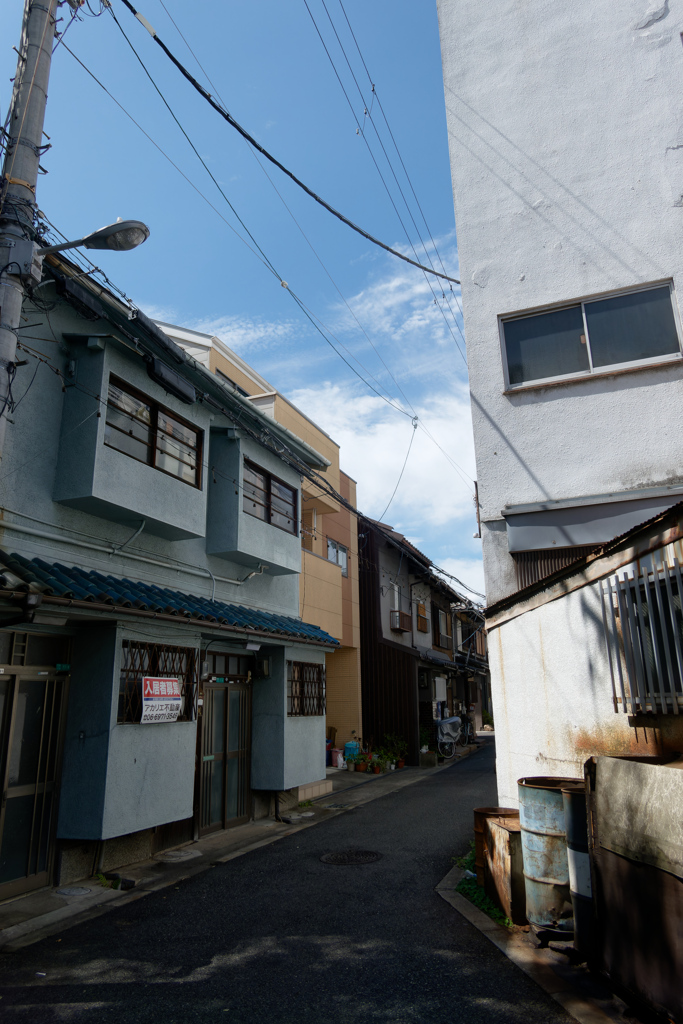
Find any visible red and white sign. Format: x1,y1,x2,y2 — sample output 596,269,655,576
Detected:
141,677,182,724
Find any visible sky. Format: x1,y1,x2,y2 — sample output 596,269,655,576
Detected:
1,0,483,597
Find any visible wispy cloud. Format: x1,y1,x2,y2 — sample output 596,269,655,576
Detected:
144,236,483,596
184,313,300,354
288,379,482,593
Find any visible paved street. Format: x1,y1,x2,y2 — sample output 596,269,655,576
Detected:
0,742,571,1023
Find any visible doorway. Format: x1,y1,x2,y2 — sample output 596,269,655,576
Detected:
198,653,252,833
0,632,69,900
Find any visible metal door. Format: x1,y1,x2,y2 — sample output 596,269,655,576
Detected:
199,677,251,833
0,672,67,899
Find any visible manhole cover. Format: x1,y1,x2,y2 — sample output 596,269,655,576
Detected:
320,850,382,865
56,887,91,897
155,848,202,863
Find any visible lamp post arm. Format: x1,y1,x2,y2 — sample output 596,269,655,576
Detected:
35,238,86,257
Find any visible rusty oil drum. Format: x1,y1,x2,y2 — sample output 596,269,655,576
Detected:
518,776,581,932
473,807,518,886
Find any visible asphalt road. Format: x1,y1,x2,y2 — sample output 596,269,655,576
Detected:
0,741,572,1023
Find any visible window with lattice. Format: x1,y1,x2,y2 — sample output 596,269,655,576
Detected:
118,640,197,724
287,661,326,717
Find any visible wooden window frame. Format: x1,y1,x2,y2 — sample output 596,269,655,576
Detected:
105,375,203,489
416,601,429,633
432,602,452,651
243,459,298,536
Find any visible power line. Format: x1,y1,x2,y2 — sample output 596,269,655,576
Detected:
59,24,476,494
376,415,417,522
151,0,418,417
60,40,413,420
337,0,466,319
303,0,467,365
122,2,475,491
115,0,460,286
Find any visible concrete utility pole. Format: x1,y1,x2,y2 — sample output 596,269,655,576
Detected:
0,0,60,462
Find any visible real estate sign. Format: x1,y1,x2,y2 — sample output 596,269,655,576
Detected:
141,677,182,723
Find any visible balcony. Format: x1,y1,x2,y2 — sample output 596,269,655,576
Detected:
390,610,412,633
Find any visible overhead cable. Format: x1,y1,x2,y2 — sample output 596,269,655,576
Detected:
307,0,467,364
60,40,412,420
115,0,460,286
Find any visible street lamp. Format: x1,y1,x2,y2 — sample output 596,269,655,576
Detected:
36,218,150,256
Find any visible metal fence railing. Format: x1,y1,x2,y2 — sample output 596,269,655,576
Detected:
600,559,683,715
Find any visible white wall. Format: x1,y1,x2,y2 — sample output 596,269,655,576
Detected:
490,581,638,807
437,0,683,603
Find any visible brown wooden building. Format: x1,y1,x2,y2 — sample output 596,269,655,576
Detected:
358,519,488,765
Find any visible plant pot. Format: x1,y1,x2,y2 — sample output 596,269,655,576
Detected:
347,762,355,771
356,761,367,772
373,764,381,774
397,759,405,769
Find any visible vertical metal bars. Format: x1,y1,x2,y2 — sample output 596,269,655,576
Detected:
600,558,683,713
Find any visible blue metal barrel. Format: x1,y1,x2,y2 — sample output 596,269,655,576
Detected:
518,776,581,932
562,782,593,958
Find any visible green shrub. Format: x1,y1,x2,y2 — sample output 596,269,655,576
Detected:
456,876,512,927
482,709,494,727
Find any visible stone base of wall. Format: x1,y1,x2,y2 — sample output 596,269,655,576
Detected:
297,779,333,801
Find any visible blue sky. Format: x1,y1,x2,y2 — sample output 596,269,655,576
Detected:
2,0,483,595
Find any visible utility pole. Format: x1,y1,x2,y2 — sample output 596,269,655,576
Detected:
0,0,60,462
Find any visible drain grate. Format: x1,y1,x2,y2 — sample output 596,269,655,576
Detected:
320,849,382,865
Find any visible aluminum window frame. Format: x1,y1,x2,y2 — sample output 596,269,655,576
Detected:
326,537,348,576
499,280,683,392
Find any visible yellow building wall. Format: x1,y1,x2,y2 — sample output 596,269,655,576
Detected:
272,394,340,515
300,549,343,641
209,348,267,397
325,645,363,748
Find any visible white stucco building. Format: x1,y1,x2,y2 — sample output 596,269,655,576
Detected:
437,0,683,802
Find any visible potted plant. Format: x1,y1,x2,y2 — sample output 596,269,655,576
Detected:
355,754,368,772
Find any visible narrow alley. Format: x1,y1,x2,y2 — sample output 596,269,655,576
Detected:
0,744,571,1023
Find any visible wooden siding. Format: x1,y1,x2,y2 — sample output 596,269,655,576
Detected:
359,529,419,765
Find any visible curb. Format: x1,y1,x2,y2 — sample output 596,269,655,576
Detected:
436,867,615,1024
0,743,487,952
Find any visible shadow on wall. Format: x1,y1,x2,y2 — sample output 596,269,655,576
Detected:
443,86,665,286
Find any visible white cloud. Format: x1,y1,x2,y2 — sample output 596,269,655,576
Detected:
436,558,487,602
288,378,482,587
144,233,482,591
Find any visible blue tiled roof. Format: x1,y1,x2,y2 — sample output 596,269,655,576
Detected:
0,550,338,646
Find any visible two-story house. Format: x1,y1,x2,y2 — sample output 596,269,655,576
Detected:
358,519,488,763
154,322,362,753
0,254,338,901
437,1,683,803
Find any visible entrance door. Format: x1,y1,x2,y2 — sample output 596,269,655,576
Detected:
0,672,68,899
199,654,252,833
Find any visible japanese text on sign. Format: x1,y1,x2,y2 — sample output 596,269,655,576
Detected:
141,677,182,723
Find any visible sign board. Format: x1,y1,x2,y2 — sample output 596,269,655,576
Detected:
141,677,182,724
